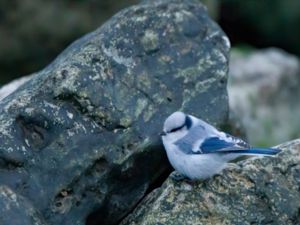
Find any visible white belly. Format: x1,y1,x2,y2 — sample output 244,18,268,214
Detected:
165,144,227,180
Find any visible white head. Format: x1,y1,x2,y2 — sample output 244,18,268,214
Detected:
161,111,193,144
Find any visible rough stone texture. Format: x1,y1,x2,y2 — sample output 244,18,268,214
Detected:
122,139,300,225
0,185,47,225
0,0,221,86
0,0,230,225
228,48,300,146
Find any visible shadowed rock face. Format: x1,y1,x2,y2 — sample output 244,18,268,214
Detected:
0,0,229,224
122,139,300,225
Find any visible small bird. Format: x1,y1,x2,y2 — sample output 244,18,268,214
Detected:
161,112,281,180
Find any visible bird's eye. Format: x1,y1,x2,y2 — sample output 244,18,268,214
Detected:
169,124,185,133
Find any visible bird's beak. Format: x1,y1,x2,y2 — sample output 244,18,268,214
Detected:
159,131,167,136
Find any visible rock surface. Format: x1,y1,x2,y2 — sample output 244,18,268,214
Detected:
0,185,47,225
122,139,300,225
0,0,221,86
228,48,300,146
0,0,230,225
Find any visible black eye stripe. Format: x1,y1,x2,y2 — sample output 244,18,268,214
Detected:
185,115,192,129
169,123,185,133
168,115,193,133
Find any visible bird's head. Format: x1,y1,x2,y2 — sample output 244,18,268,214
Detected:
161,111,193,142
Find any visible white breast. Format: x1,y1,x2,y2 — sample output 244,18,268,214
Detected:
163,142,227,180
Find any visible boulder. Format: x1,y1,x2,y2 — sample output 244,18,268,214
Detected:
0,0,222,86
0,0,230,224
122,139,300,225
228,48,300,146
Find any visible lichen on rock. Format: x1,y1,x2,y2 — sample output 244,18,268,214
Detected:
122,139,300,225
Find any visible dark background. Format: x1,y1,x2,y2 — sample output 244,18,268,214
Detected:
0,0,300,85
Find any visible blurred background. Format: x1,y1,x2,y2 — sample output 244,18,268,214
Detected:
1,0,300,146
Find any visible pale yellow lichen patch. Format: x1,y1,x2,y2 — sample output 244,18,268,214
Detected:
180,42,193,55
0,186,19,210
174,10,193,23
54,66,81,94
0,118,14,139
152,93,165,104
159,55,172,63
195,78,216,93
141,30,159,52
103,45,135,68
24,107,35,115
135,15,147,22
136,72,151,91
120,116,132,128
135,99,148,118
175,66,201,83
143,105,157,122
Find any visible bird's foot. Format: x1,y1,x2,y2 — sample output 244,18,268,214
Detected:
169,171,196,184
169,171,186,181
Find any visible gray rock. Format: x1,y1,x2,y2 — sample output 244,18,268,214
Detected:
0,0,220,86
121,139,300,225
228,48,300,146
0,185,48,225
0,0,229,225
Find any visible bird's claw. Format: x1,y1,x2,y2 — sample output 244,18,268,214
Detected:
169,171,186,181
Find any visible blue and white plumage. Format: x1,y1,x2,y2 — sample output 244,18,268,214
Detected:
161,112,281,180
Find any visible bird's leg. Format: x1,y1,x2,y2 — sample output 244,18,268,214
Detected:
169,171,198,185
169,171,187,181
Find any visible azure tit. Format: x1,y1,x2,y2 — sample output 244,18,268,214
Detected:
161,112,281,180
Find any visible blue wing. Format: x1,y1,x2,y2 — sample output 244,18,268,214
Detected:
200,136,280,155
201,134,250,153
174,125,207,154
174,125,281,156
200,136,237,153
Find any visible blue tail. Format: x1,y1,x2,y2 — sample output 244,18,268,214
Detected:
223,147,281,155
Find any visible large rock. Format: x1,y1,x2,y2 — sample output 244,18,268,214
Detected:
122,139,300,225
0,0,222,86
228,48,300,146
0,0,230,225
